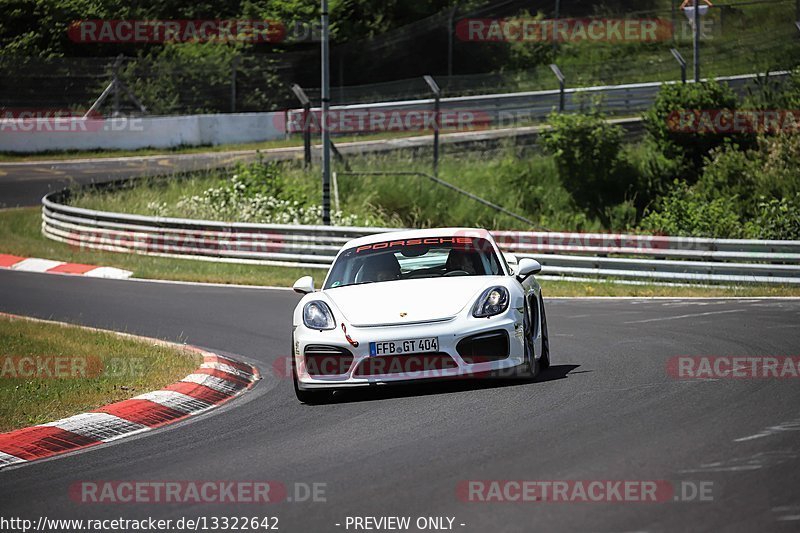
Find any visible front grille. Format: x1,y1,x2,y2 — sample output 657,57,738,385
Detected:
457,330,509,363
354,353,458,377
303,345,354,376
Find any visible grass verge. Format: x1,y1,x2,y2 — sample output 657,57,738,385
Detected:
0,207,320,286
2,207,799,296
537,279,800,298
0,314,201,432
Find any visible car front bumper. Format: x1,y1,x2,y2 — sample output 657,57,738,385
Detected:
293,313,526,390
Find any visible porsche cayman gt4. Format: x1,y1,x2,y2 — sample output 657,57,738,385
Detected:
291,228,550,403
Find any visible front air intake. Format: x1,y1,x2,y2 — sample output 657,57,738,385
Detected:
303,345,354,376
457,330,509,363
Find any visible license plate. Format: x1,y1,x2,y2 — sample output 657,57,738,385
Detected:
369,337,439,356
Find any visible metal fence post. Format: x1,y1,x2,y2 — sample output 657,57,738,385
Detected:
290,84,312,168
303,103,312,168
693,0,700,82
321,0,332,225
424,75,442,176
332,171,341,212
549,64,565,112
670,48,687,84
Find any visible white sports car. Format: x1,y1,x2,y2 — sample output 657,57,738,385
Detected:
290,228,550,403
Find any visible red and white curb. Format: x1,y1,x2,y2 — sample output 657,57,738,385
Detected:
0,253,132,279
0,315,260,470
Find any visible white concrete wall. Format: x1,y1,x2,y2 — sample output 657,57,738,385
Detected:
0,112,287,153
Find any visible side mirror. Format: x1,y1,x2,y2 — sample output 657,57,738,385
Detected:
293,276,315,294
516,258,542,281
503,252,518,274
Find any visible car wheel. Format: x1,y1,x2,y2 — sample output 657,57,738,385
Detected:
291,338,332,405
538,293,551,371
517,300,539,381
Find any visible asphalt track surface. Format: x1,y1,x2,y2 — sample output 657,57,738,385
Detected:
0,134,451,207
1,269,799,532
0,151,270,208
0,120,644,208
0,135,445,207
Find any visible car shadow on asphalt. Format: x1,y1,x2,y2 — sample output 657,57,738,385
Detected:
317,364,582,405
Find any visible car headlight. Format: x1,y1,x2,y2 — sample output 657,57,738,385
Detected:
472,286,510,318
303,301,336,330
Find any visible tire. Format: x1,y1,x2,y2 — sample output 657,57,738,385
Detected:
292,338,332,404
538,293,551,371
517,299,539,381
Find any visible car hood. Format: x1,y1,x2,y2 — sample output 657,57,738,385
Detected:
325,276,505,326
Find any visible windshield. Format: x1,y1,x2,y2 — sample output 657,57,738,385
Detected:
323,236,503,289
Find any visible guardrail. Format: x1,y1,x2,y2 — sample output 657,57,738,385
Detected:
288,71,791,132
42,190,800,285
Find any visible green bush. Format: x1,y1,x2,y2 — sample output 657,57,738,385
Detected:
639,133,800,239
743,67,800,110
698,134,800,218
644,80,745,176
755,133,800,196
540,112,635,225
230,160,314,205
745,195,800,240
638,179,743,238
694,141,757,212
623,139,686,216
169,160,381,225
505,152,599,231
